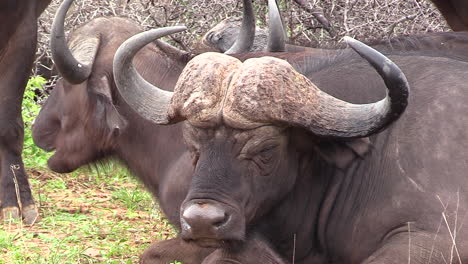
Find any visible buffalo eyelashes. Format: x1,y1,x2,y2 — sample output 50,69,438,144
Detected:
249,144,279,176
190,149,200,167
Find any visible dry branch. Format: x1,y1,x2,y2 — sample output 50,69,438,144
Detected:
34,0,450,86
292,0,333,34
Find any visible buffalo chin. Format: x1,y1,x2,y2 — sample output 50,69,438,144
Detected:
186,238,243,249
189,238,225,248
47,152,80,173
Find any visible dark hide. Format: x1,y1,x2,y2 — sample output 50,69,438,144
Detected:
432,0,468,31
0,0,51,224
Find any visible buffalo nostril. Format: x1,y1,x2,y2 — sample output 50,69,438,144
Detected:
182,203,228,231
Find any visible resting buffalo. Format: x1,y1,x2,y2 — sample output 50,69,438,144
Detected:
0,0,51,223
32,0,187,181
198,16,268,53
111,25,468,263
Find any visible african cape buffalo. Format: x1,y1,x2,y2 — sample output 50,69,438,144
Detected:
0,0,51,224
32,0,185,183
198,16,268,53
112,25,468,264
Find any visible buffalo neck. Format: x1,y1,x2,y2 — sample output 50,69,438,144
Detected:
114,100,186,195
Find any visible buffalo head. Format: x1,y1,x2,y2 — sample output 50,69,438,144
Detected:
198,0,290,54
113,27,409,247
199,17,267,53
33,0,129,172
32,0,185,173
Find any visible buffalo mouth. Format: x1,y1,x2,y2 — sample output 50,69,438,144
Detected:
40,144,56,153
47,147,105,174
32,126,58,152
180,199,246,248
184,238,230,248
47,152,79,173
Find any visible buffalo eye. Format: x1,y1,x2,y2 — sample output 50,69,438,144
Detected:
251,144,279,176
187,145,200,167
191,152,200,167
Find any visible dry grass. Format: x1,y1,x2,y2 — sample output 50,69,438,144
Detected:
1,167,176,264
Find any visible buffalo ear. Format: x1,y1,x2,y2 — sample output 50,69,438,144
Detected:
290,128,372,170
105,104,127,138
315,137,372,170
95,76,128,137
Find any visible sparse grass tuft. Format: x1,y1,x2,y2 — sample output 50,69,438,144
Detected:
112,186,152,212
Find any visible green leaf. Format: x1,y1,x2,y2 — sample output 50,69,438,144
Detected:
22,76,50,168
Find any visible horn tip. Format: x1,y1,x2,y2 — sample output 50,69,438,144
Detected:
174,25,187,32
343,36,358,44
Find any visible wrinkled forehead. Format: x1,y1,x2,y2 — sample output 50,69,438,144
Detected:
170,52,240,127
170,52,314,130
182,122,286,147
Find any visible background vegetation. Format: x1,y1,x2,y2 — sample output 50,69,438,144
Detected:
34,0,449,91
1,0,452,263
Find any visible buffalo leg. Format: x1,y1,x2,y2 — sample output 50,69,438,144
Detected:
140,236,214,264
202,234,287,264
0,131,37,224
0,3,39,224
362,232,468,264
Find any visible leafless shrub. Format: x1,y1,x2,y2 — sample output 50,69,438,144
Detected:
34,0,450,81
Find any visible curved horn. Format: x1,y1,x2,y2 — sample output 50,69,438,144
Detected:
266,0,286,52
225,0,256,54
230,37,409,138
302,37,409,137
113,26,187,124
155,39,192,64
51,0,98,84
